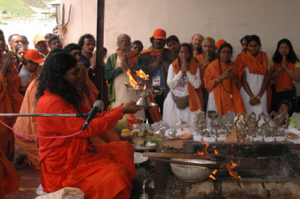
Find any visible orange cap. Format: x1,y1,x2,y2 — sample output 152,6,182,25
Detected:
25,49,44,64
153,28,166,40
33,34,46,46
216,39,226,49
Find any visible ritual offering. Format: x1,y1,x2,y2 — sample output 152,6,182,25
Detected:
285,132,299,140
121,128,131,140
178,130,193,140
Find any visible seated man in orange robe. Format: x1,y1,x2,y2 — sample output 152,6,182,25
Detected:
36,52,140,199
204,42,246,116
14,47,119,169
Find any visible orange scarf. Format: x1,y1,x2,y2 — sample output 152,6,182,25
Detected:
241,51,268,75
172,58,202,111
140,48,164,56
272,62,296,92
116,49,138,66
204,59,246,115
237,51,271,112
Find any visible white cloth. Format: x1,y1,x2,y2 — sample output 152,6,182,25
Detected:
240,67,267,116
207,90,217,112
163,64,201,128
111,57,145,120
35,187,84,199
19,67,31,85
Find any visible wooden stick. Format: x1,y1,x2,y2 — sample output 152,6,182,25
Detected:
149,157,222,169
143,152,222,161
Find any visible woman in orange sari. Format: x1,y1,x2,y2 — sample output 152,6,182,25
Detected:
204,43,246,117
36,52,140,199
270,39,300,114
237,35,271,116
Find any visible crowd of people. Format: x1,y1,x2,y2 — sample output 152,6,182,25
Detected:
0,26,300,198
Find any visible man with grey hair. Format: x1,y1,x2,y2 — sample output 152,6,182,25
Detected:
105,34,147,131
191,33,204,57
8,34,22,52
195,37,217,112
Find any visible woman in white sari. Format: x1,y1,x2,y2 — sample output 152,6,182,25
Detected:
163,43,202,127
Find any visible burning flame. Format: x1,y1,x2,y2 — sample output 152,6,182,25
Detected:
226,159,241,180
126,69,138,89
214,149,219,155
197,142,209,156
136,69,149,80
209,169,218,181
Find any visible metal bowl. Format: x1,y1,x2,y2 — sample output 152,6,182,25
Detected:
170,158,214,182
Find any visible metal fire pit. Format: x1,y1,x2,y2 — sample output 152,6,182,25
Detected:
183,142,300,180
149,142,300,199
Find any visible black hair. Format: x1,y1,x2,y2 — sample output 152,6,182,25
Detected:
63,43,81,53
272,39,299,64
278,100,293,116
78,34,95,48
103,46,107,55
178,43,193,63
217,43,233,57
8,34,20,42
132,40,143,48
20,35,28,44
150,37,154,45
48,48,64,57
45,33,54,39
53,25,58,31
15,44,25,53
247,35,261,47
240,35,250,44
48,35,60,45
36,52,81,110
166,35,180,44
0,29,3,35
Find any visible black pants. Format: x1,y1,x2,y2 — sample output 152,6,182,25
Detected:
202,88,208,113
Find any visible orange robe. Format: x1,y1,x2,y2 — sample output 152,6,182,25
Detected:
0,71,23,157
0,149,19,198
272,62,297,92
14,79,40,169
195,54,205,85
194,54,206,109
236,51,271,111
204,59,246,115
14,76,119,169
37,91,135,199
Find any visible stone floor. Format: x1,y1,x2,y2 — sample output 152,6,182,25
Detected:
6,167,40,199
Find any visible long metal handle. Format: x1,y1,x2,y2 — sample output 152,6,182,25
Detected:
0,113,88,117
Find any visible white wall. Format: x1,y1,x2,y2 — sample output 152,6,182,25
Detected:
61,0,300,59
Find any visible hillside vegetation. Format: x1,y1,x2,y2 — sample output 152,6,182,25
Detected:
0,0,55,18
